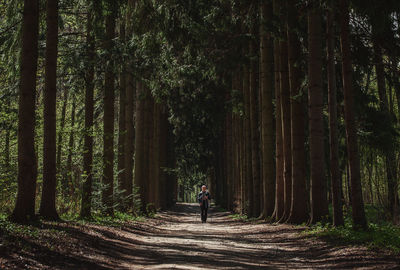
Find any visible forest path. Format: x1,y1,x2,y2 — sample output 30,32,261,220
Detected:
98,203,397,269
2,203,400,269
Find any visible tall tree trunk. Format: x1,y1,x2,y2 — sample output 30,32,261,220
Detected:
308,1,329,224
239,111,246,214
158,106,168,209
80,6,95,218
225,91,233,210
144,92,153,210
134,81,146,213
260,0,275,218
102,2,117,216
124,72,135,209
327,5,344,226
273,0,284,222
249,22,261,218
123,0,136,210
117,19,127,209
339,0,367,229
152,101,160,209
279,14,292,223
243,61,254,217
40,0,60,220
11,0,40,223
286,0,308,224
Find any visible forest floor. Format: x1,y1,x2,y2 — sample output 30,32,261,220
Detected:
1,203,400,269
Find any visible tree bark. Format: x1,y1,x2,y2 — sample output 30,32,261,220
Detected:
273,0,284,222
158,106,168,209
308,1,329,224
11,0,40,223
102,2,117,216
122,0,136,210
117,19,127,209
279,15,292,223
260,0,275,218
327,5,344,226
225,90,233,210
144,92,153,211
39,0,60,221
152,101,160,209
286,0,308,224
249,23,261,218
134,81,146,213
243,61,254,217
339,0,367,229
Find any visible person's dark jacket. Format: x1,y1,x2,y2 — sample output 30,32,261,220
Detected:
198,191,211,209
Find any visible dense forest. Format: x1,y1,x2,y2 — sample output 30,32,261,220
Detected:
3,0,400,268
1,0,400,241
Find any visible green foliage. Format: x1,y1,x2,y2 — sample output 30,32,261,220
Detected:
78,211,143,226
305,206,400,255
0,214,40,239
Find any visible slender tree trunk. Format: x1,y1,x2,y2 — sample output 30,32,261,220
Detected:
11,0,40,223
243,61,254,217
144,93,153,210
249,21,261,218
225,90,233,210
273,0,284,222
123,0,136,210
124,72,135,209
152,101,160,209
239,112,246,214
279,15,292,223
260,0,275,218
40,0,60,220
158,106,168,209
134,81,146,213
339,0,367,229
80,7,95,218
308,1,329,224
102,2,117,216
327,5,344,226
117,19,127,209
286,0,308,224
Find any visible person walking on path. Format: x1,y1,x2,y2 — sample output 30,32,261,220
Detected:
198,185,211,223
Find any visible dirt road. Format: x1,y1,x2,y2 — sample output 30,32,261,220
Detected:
1,203,399,269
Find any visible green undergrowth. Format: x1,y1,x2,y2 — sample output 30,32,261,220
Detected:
0,213,41,239
228,213,259,222
304,221,400,254
0,211,145,239
304,205,400,255
0,211,146,254
65,211,145,226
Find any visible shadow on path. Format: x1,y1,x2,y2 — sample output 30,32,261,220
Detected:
1,203,399,269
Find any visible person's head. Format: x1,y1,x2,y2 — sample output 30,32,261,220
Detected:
201,185,207,192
